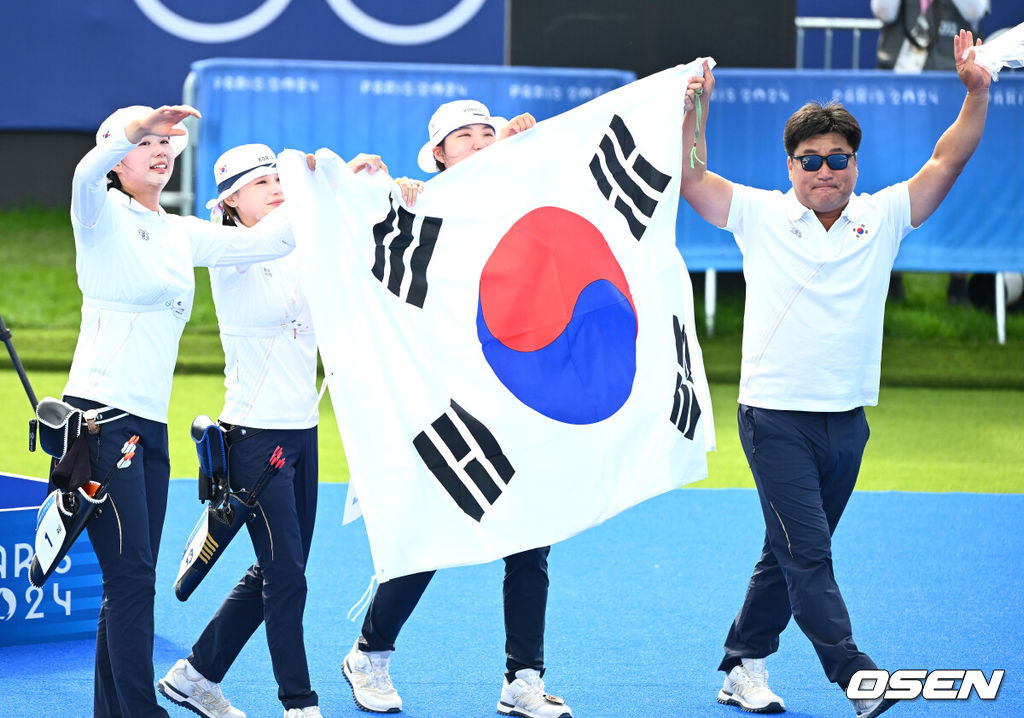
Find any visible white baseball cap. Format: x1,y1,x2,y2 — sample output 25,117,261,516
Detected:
95,105,189,156
416,100,507,173
205,144,278,210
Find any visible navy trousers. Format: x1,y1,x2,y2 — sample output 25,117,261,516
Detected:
720,405,877,689
67,396,171,718
360,546,550,681
189,426,319,710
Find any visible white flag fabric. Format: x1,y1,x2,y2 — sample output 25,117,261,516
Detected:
278,61,715,582
966,21,1024,82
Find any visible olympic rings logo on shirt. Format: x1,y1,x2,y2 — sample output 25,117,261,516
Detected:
132,0,489,45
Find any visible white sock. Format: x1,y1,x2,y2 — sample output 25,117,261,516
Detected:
184,660,204,681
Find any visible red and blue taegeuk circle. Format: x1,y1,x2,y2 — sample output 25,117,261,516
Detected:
476,206,637,424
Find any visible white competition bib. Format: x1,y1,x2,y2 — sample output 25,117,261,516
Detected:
34,491,66,574
175,511,215,584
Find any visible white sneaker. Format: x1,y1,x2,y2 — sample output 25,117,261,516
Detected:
851,696,897,718
717,658,785,713
284,707,323,718
342,640,403,713
157,658,245,718
496,669,573,718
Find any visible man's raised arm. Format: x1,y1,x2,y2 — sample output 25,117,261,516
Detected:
907,29,991,228
679,60,734,229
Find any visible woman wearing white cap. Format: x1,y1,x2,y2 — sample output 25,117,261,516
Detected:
157,144,388,718
64,105,298,718
341,101,573,718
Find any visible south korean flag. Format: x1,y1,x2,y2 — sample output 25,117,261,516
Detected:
413,399,515,522
589,114,672,241
371,195,443,308
279,59,716,582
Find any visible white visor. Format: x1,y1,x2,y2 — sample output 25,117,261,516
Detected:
416,100,507,173
205,144,278,210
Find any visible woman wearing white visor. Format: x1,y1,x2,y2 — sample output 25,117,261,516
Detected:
341,101,573,718
65,106,297,718
158,144,390,718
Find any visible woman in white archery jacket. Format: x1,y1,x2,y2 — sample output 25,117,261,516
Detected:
157,143,321,718
65,105,297,718
158,144,393,718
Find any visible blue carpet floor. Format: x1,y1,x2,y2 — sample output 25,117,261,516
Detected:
2,484,1021,717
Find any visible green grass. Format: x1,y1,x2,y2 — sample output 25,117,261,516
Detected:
0,369,349,484
4,208,1021,380
3,370,1021,493
693,271,1024,343
2,207,1022,493
0,207,218,335
693,383,1024,493
0,209,81,328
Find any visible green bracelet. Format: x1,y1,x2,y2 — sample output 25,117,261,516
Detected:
690,88,706,170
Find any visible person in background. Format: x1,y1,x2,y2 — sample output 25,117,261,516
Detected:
679,29,990,718
67,105,296,718
340,100,574,718
158,144,391,718
872,0,990,304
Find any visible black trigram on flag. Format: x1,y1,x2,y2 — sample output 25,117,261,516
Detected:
670,315,701,440
413,400,515,522
589,114,672,241
371,194,443,308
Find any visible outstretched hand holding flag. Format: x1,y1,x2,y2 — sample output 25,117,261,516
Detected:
962,21,1024,81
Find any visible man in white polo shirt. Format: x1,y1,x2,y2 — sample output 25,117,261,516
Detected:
678,30,990,718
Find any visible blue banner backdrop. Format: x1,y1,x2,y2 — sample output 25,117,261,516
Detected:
677,69,1024,273
0,0,505,131
188,59,636,217
190,63,1023,273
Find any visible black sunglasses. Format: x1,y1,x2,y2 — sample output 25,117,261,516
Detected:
792,153,856,171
